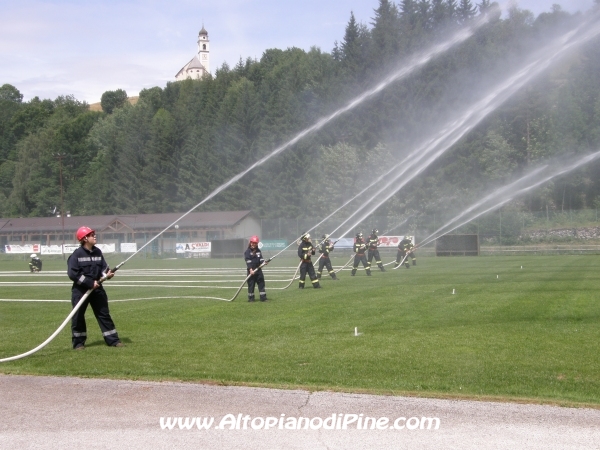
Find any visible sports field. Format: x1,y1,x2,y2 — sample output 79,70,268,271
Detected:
0,254,599,407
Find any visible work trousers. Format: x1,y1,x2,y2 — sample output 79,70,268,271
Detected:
299,261,320,288
317,256,337,279
247,269,267,301
71,287,120,348
367,249,385,271
352,254,372,276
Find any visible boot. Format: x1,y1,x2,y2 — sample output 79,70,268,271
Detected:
405,263,410,269
331,273,338,280
299,283,304,289
351,269,356,276
313,282,322,289
260,294,267,302
317,272,322,279
248,294,255,302
366,269,372,276
412,260,416,266
379,264,386,272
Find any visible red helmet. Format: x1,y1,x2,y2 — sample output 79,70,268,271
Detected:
249,235,260,244
76,226,95,241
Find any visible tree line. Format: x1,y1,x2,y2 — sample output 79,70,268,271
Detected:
1,0,599,223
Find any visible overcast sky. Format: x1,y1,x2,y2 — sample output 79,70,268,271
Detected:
0,0,595,103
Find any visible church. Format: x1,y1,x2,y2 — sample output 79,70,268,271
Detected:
175,26,210,81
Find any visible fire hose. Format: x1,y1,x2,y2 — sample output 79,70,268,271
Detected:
0,272,111,363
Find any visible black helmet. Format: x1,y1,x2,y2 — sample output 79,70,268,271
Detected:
356,232,363,239
301,233,311,241
321,234,329,239
372,229,379,234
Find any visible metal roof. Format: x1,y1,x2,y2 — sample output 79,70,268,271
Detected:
0,211,257,234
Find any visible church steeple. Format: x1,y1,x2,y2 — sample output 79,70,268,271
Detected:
197,25,210,74
175,25,210,81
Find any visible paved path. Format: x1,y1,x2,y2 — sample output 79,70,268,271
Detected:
1,374,599,449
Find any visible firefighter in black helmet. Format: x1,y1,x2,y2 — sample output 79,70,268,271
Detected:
317,234,338,280
395,235,416,268
352,232,371,276
367,229,385,272
297,233,321,289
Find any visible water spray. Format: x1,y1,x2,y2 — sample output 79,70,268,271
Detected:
417,150,600,249
330,13,600,243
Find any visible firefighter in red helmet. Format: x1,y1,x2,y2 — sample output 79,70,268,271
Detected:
244,235,269,302
67,226,123,349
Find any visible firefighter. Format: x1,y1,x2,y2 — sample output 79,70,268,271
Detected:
297,233,321,289
352,232,372,276
244,235,269,302
67,226,123,350
395,235,416,269
317,234,338,280
29,253,42,273
367,229,386,272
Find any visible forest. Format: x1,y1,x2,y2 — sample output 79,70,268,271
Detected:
1,0,599,224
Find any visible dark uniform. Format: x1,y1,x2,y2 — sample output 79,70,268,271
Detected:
244,244,267,302
297,234,321,289
317,234,338,280
352,233,372,276
29,254,42,273
395,236,416,269
367,229,386,272
67,245,121,348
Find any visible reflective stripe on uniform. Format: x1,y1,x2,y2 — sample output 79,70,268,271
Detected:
73,332,87,337
77,275,86,285
102,329,118,336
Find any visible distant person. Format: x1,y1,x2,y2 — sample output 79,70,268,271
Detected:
244,235,269,302
317,234,338,280
395,235,416,269
352,232,372,276
67,226,123,350
297,233,321,289
29,253,42,273
367,229,386,272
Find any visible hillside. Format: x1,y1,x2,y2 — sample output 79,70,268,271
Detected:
88,96,139,111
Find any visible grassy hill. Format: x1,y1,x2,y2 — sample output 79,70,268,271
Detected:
88,96,139,112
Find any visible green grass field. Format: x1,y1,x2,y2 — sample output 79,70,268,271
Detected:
1,254,599,407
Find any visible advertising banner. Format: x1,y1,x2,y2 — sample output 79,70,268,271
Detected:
258,240,287,250
63,244,79,254
97,243,116,253
63,243,115,255
377,236,406,248
4,244,40,254
41,245,63,255
120,243,137,253
176,242,211,254
327,236,409,249
331,238,354,249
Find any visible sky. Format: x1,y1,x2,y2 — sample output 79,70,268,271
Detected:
0,0,595,103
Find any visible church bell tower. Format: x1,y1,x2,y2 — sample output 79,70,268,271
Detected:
197,26,210,74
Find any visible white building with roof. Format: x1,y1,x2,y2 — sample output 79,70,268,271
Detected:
175,26,210,81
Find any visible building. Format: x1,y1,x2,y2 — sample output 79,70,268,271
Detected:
175,26,210,81
0,210,261,254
